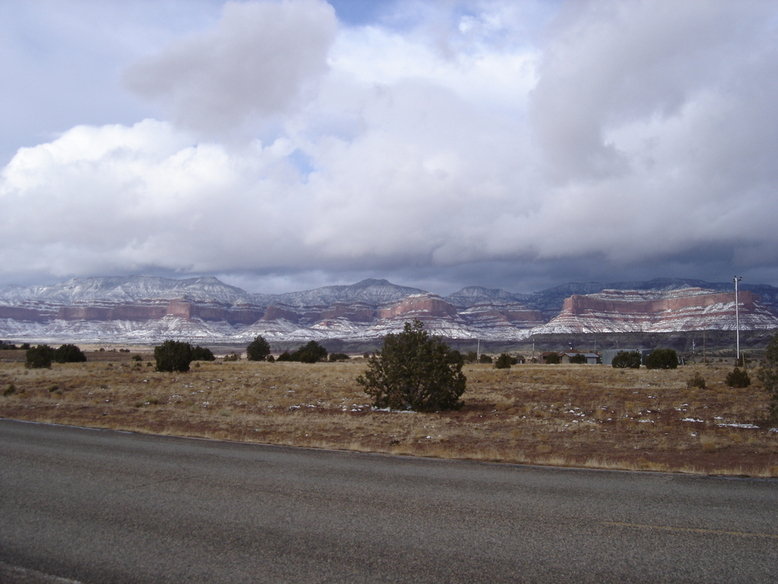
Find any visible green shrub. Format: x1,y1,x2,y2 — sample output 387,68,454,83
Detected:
191,346,215,361
494,353,512,369
289,341,328,363
478,354,493,364
612,351,642,369
569,353,587,364
154,340,193,372
328,353,350,362
544,353,560,364
223,352,240,362
25,345,54,369
645,348,678,370
246,336,271,361
726,367,750,388
357,320,466,412
54,344,86,363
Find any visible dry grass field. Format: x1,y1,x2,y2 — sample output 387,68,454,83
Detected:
1,350,776,476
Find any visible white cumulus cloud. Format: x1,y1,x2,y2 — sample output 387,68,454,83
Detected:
1,0,778,293
125,0,337,137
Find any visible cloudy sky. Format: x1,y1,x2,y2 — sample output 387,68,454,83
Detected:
2,0,777,295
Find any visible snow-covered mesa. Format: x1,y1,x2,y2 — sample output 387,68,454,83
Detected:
0,276,777,344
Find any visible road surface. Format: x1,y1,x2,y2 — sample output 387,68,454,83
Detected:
1,418,776,583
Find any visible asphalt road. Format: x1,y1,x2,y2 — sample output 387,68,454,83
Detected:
1,419,776,583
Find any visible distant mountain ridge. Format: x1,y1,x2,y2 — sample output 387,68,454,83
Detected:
533,287,778,335
0,276,251,305
271,278,426,307
0,275,776,344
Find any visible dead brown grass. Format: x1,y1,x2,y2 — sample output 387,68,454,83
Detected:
1,355,776,476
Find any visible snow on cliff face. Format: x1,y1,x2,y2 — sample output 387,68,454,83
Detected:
0,277,777,343
0,276,252,305
446,286,526,307
270,279,426,307
533,288,778,334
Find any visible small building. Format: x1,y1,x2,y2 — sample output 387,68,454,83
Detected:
560,352,601,365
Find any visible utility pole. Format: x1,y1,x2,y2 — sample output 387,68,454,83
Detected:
734,276,742,364
703,330,707,364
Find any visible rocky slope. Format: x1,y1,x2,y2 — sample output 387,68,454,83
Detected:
532,287,778,334
0,276,776,344
0,276,544,343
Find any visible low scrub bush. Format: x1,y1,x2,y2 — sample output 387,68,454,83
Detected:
54,344,86,363
494,353,512,369
357,319,466,411
191,346,215,361
612,351,641,369
687,372,706,389
645,348,678,370
288,341,328,363
154,340,193,372
725,367,750,388
26,345,54,369
246,336,271,361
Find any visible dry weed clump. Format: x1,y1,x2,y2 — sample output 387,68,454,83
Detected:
1,355,776,476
